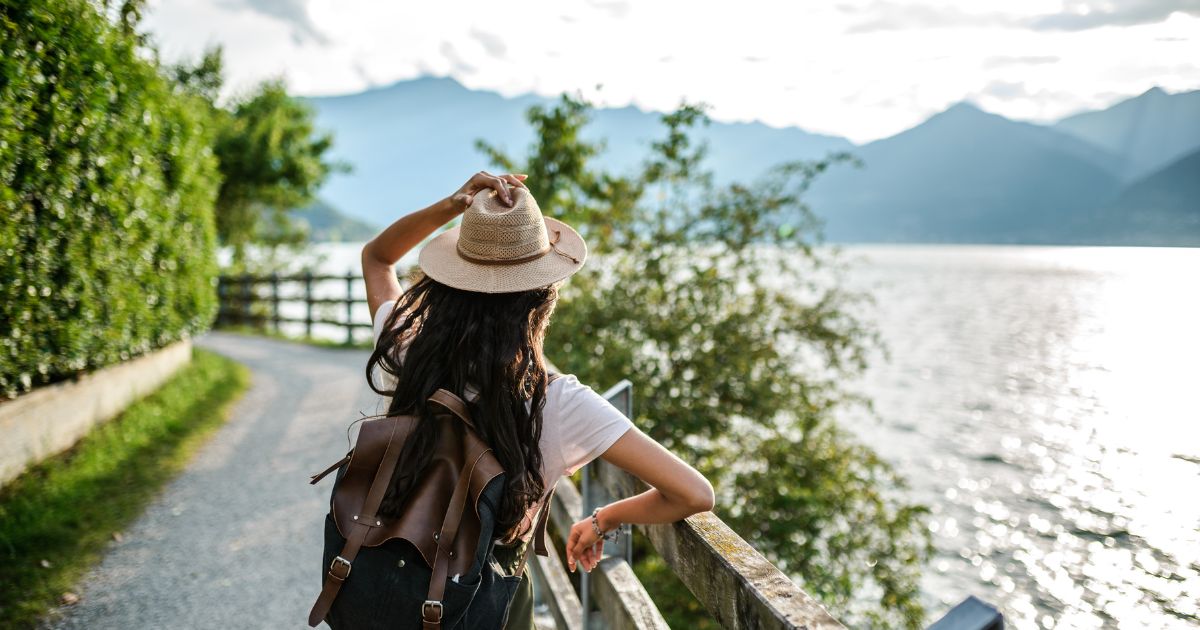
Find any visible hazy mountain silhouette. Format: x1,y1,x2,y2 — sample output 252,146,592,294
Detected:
1085,148,1200,245
307,76,850,227
292,199,377,242
1053,87,1200,182
306,76,1198,245
805,102,1124,243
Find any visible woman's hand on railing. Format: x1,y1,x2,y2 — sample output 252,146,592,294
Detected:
565,427,717,573
565,509,609,573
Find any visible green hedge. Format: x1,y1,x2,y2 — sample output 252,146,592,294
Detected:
0,0,221,398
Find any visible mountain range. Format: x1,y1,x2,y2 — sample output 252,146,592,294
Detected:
305,77,1199,246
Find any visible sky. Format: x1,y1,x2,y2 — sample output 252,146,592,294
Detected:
143,0,1200,144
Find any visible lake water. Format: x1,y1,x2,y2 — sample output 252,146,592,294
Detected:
264,243,1200,629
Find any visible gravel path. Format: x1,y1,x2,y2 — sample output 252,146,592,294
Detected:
42,333,385,629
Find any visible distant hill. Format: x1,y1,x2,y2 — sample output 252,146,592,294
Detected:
1085,148,1200,245
1053,87,1200,181
292,199,378,242
805,102,1123,243
305,76,1200,246
306,76,851,228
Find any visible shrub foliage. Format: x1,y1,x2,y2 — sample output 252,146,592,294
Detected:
479,95,933,628
0,0,221,397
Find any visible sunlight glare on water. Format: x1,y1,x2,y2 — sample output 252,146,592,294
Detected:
835,245,1200,630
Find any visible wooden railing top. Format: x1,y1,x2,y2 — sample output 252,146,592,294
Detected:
589,458,844,630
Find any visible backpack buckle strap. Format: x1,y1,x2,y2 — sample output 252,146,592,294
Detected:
422,600,443,625
328,556,352,581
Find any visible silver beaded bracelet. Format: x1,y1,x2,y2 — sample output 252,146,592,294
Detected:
590,506,620,542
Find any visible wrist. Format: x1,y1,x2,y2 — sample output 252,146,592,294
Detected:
434,195,461,219
595,504,620,533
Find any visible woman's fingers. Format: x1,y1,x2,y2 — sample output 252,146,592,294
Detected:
456,171,526,209
499,173,527,190
566,528,580,572
482,174,513,205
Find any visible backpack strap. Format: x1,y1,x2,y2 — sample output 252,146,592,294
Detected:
422,447,484,629
308,419,406,626
427,389,475,430
515,485,556,577
309,450,352,485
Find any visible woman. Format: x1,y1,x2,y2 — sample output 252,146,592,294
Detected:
360,170,714,628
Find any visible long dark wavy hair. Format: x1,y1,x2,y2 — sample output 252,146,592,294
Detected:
365,272,558,542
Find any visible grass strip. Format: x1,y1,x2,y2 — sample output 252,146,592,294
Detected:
0,348,249,628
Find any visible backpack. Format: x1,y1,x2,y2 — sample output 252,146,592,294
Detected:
306,388,553,629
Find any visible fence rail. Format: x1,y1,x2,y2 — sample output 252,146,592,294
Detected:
216,272,371,344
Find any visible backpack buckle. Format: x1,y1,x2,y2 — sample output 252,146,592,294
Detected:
422,600,443,622
329,556,352,580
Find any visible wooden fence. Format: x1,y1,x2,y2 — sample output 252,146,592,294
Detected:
216,272,371,344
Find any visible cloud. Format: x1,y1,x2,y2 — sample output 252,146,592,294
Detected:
438,42,476,75
842,2,1014,33
978,80,1030,100
585,0,630,19
217,0,327,44
469,28,508,59
982,55,1061,69
1027,0,1200,30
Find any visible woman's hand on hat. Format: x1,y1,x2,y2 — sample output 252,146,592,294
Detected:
448,171,528,214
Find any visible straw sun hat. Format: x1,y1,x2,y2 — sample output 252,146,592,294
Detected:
418,185,588,293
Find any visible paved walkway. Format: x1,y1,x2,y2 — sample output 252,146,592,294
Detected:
43,333,385,629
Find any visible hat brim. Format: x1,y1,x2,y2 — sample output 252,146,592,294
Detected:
418,217,588,294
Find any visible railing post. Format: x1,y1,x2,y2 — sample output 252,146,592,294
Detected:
216,276,227,326
345,270,355,345
270,272,280,332
581,380,636,629
239,273,251,327
304,271,314,339
601,381,634,566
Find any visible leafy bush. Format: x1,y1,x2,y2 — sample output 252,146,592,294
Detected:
0,0,221,398
480,95,933,628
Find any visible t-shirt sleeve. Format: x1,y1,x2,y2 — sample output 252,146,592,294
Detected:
372,299,398,346
547,373,635,476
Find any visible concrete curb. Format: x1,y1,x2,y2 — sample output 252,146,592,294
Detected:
0,340,193,487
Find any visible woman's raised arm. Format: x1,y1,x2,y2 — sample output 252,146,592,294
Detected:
361,171,526,318
565,427,715,573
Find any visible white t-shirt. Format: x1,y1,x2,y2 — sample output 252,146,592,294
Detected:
371,299,633,540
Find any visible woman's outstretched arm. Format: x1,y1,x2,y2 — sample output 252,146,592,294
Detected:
361,171,526,318
565,427,715,572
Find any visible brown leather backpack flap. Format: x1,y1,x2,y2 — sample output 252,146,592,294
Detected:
331,409,504,577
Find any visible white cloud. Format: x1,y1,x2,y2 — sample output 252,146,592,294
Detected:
142,0,1200,144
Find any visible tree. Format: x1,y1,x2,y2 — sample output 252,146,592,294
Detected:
172,49,345,267
478,94,932,628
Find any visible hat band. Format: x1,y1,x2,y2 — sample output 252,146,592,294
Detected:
456,229,580,266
